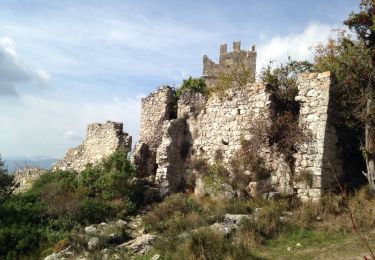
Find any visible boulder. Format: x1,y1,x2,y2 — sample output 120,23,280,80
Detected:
208,214,251,236
119,234,157,255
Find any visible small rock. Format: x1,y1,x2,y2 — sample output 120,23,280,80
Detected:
223,214,251,224
88,237,100,250
287,247,291,252
84,225,97,234
254,208,262,220
151,254,161,260
115,219,127,226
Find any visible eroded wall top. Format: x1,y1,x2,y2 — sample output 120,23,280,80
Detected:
53,121,132,172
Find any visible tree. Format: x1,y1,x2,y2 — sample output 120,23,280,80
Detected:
315,0,375,191
0,154,16,203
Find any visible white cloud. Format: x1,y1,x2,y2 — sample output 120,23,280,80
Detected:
257,22,334,73
63,131,82,141
0,37,50,96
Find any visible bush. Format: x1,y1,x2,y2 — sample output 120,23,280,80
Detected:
0,154,16,203
175,77,206,99
203,163,230,195
0,150,142,258
160,227,256,260
212,61,255,97
189,228,228,259
144,193,202,233
0,224,44,259
76,198,115,225
260,59,313,172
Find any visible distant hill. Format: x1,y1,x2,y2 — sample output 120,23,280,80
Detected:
4,156,58,173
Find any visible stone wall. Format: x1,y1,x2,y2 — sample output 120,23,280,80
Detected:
139,86,175,150
294,72,343,200
134,43,342,200
155,118,192,196
203,41,257,88
132,86,175,177
180,83,269,165
13,167,47,193
178,85,292,195
53,121,132,172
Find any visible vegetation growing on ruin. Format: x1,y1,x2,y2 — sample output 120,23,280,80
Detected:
211,61,255,97
175,76,207,99
261,59,314,167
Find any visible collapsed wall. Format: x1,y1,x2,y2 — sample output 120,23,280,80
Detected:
133,42,343,200
53,121,132,172
131,86,175,177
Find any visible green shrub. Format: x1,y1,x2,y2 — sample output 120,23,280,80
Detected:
144,193,202,233
238,201,287,248
211,61,255,97
203,163,230,195
76,198,115,225
160,227,257,260
0,150,142,258
189,228,228,259
0,223,44,259
0,154,16,203
175,77,206,99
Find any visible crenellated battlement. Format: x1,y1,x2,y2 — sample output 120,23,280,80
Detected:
203,41,257,88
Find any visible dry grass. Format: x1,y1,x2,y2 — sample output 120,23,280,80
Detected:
144,186,375,259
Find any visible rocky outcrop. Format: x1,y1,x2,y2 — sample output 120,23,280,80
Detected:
13,167,46,193
119,234,157,255
53,121,132,172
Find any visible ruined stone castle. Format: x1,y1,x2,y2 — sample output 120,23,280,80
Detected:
52,41,342,201
53,121,132,172
132,41,342,201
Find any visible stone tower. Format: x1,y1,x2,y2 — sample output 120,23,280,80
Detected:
202,41,257,88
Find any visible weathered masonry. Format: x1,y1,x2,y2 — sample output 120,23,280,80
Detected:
133,41,343,201
54,121,132,172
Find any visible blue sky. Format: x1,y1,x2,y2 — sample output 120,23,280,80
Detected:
0,0,358,158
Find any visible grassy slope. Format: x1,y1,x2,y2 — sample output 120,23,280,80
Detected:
254,229,375,259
